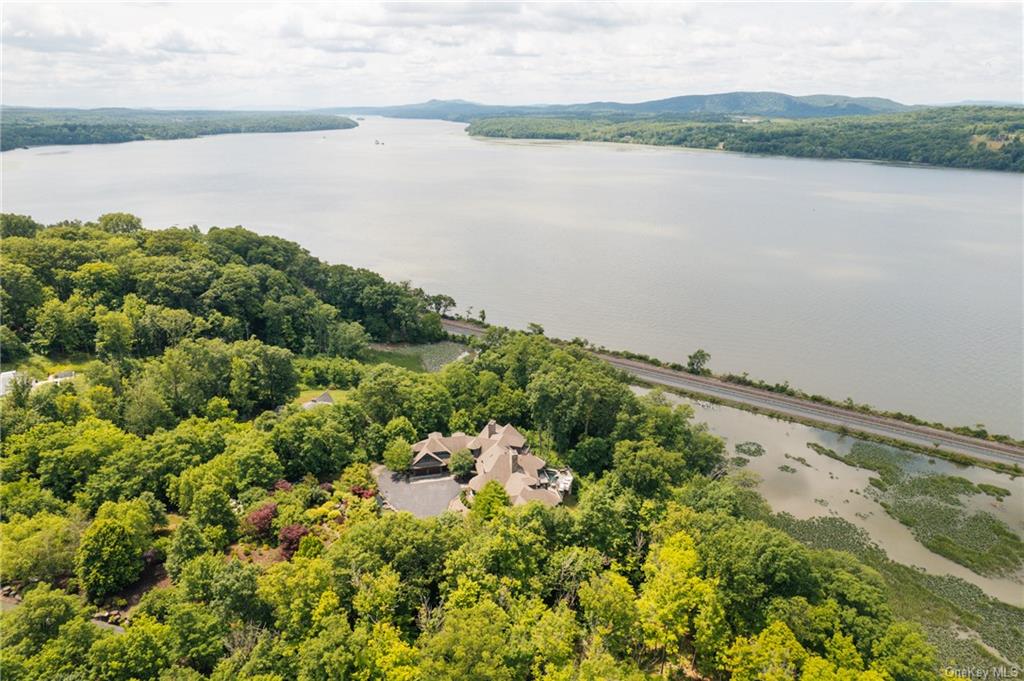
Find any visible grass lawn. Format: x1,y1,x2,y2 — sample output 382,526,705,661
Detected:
293,389,351,405
365,348,426,372
366,341,471,373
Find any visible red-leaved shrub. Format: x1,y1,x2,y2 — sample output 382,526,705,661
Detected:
349,485,376,499
244,502,277,540
278,524,309,559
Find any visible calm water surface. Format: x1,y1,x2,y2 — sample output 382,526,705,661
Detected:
3,117,1021,434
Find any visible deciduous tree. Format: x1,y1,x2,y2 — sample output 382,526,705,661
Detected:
470,480,510,522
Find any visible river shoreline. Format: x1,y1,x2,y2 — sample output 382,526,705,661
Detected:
637,386,1024,607
442,319,1024,469
468,130,1022,174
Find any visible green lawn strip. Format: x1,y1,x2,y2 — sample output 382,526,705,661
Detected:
292,389,350,405
365,340,470,373
6,353,94,378
364,348,425,372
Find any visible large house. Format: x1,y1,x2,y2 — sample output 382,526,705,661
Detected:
410,420,573,507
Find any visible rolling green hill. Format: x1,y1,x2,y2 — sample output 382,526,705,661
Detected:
329,90,910,121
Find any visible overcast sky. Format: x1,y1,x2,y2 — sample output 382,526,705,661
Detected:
2,2,1021,109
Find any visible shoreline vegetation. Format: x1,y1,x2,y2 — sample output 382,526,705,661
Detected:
466,107,1024,172
770,513,1023,670
5,97,1022,173
0,108,357,151
805,442,1024,578
443,317,1024,457
651,382,1021,478
1,213,1019,677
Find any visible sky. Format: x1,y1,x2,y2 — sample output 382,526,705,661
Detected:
2,1,1021,109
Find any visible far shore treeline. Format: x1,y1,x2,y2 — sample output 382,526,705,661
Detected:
467,106,1024,172
0,108,357,151
4,97,1022,172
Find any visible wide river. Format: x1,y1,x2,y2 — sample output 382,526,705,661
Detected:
3,117,1022,435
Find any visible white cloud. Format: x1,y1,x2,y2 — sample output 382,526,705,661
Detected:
1,6,106,53
1,1,1020,108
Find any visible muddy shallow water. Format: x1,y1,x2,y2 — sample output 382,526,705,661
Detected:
636,387,1024,606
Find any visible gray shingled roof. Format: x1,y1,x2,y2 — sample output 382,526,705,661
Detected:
411,421,565,508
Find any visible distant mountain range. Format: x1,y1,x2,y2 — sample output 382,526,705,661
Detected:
325,91,914,121
942,99,1024,108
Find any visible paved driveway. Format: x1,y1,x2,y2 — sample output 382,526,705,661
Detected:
374,468,463,518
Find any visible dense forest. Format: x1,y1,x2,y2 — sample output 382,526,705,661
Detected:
0,109,357,151
467,107,1024,172
0,214,1017,680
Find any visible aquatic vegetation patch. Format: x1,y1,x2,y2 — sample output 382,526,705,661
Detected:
868,477,887,492
897,474,977,505
978,483,1011,500
768,514,1024,670
844,442,911,486
777,464,797,474
805,440,1024,577
806,441,845,463
783,453,812,467
735,441,765,457
730,456,749,468
769,514,880,559
886,497,1024,576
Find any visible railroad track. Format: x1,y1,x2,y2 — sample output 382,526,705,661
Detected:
441,319,1024,467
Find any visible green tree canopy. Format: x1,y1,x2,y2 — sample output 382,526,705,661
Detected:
470,480,510,522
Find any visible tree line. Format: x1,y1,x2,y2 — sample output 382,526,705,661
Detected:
1,212,445,365
467,106,1024,172
0,109,357,151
